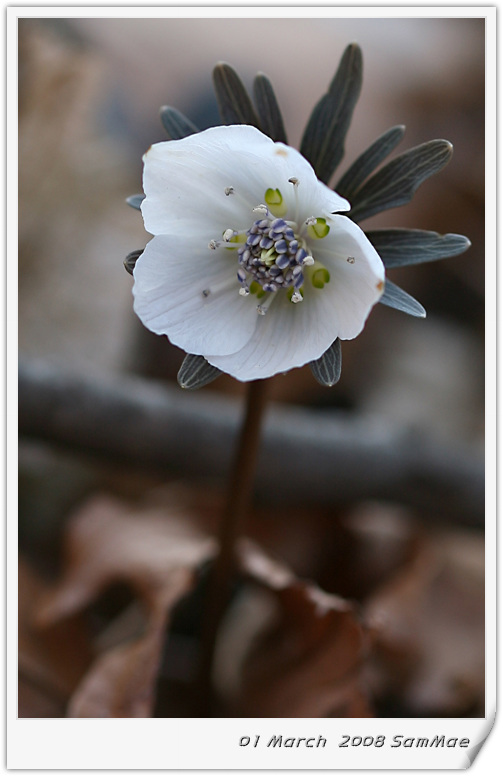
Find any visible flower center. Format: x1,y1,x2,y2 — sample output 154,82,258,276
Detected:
238,216,314,301
207,184,331,314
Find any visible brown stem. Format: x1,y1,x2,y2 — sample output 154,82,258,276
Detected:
195,378,269,715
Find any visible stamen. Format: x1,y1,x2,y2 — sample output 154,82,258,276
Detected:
223,185,259,213
293,270,305,289
259,236,274,250
237,268,249,296
275,253,290,270
289,177,300,223
256,291,277,316
201,275,237,298
210,231,247,250
231,196,331,303
237,268,251,296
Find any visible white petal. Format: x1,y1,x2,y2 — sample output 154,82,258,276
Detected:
206,219,385,381
132,234,258,356
313,215,385,340
206,284,343,381
134,125,382,382
141,125,349,237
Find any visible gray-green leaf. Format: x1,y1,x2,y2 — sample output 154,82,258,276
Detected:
379,279,426,317
309,338,342,386
126,194,145,210
300,43,363,184
212,63,261,127
124,249,143,276
253,73,287,143
336,125,405,201
160,106,199,139
367,229,471,268
177,354,222,390
348,139,453,223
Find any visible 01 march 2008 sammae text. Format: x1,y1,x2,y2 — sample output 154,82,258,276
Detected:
239,734,471,749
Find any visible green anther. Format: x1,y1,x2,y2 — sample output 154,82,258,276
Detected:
264,187,287,217
224,232,246,249
307,217,330,240
311,266,330,289
249,281,265,298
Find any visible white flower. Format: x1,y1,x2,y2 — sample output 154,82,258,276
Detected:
133,125,385,381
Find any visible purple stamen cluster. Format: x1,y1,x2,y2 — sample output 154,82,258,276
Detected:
237,218,310,293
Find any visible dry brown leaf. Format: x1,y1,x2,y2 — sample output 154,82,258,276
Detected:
37,494,215,625
18,557,93,717
36,493,216,717
323,502,420,601
34,493,377,717
364,529,484,716
67,613,165,717
227,541,373,717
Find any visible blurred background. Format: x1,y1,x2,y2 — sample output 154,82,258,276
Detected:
18,15,486,719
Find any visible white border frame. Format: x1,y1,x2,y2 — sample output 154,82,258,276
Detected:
6,5,496,771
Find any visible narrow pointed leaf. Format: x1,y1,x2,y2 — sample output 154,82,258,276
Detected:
336,125,405,201
213,63,261,127
366,229,471,268
126,194,145,210
160,106,199,140
124,249,143,276
348,140,453,223
300,43,363,183
309,338,342,387
177,354,222,390
379,279,426,318
253,73,287,143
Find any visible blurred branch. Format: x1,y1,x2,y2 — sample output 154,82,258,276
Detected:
19,358,484,529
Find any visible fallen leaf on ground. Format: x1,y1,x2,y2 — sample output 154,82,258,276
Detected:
33,491,376,718
364,528,484,716
18,557,93,717
36,493,215,717
318,501,420,601
32,488,482,719
218,541,373,717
